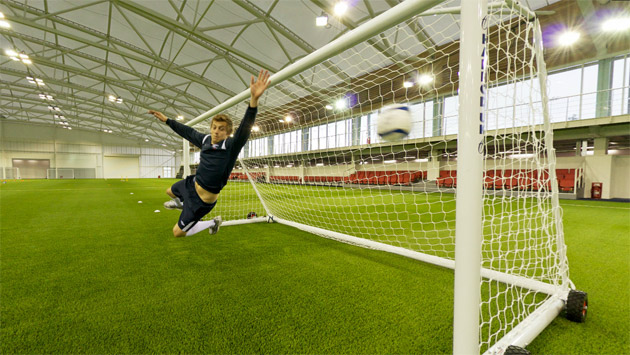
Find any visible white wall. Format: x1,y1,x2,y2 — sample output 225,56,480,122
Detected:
582,156,613,199
610,156,630,199
0,121,178,179
104,156,139,179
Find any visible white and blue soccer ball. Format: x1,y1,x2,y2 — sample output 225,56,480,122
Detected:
377,104,412,142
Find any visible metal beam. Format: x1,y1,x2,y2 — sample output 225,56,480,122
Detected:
2,1,237,97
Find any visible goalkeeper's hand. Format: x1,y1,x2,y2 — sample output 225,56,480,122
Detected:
148,110,168,123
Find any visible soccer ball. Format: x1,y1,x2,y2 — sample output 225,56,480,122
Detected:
377,104,412,142
247,211,257,219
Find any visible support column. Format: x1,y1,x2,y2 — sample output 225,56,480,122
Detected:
593,137,609,156
596,58,613,118
352,117,361,146
575,140,582,157
581,140,589,157
302,128,310,152
427,149,442,181
433,96,444,137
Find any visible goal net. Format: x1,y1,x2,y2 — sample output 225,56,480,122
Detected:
190,0,576,353
47,168,75,179
1,167,20,180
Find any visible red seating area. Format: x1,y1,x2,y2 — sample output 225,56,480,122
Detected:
557,168,577,192
270,176,301,183
259,171,426,186
478,168,578,191
229,172,265,181
230,168,579,191
436,170,457,188
304,176,343,183
344,171,426,186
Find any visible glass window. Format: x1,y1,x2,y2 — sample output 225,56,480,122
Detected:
310,125,319,150
611,57,629,116
319,125,327,150
409,102,424,139
369,112,378,143
360,115,369,144
548,67,581,122
580,64,598,119
273,133,283,155
336,120,346,148
424,101,434,138
163,166,173,178
295,130,302,153
443,95,458,135
327,122,336,149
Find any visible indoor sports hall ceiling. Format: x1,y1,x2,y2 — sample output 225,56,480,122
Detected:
0,0,623,149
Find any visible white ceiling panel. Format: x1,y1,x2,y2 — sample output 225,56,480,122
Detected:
0,0,606,149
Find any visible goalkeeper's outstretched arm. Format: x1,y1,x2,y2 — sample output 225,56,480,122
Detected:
148,110,206,148
230,70,271,152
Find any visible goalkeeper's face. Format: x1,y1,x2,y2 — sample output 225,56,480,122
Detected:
210,121,229,144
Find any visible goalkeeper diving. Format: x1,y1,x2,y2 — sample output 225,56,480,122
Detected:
148,69,271,237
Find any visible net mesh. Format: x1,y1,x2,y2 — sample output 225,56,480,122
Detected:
46,168,75,179
198,1,569,352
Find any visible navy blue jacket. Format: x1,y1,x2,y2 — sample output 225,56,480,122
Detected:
166,105,257,193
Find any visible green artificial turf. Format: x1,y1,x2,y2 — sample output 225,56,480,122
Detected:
0,179,628,354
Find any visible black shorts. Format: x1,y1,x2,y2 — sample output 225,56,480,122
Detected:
170,175,217,232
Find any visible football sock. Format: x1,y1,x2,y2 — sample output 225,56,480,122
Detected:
185,220,215,236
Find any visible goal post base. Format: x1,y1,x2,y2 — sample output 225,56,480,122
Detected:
274,217,565,297
484,296,565,355
221,216,268,227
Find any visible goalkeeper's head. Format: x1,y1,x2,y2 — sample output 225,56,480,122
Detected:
210,114,233,143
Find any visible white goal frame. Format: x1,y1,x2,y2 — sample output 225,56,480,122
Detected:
180,1,575,353
47,168,75,179
1,167,20,180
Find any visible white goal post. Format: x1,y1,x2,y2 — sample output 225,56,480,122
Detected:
1,167,20,180
180,0,583,353
47,168,75,179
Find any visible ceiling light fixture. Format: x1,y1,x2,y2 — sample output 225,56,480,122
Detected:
177,115,184,121
108,95,123,104
557,30,580,46
0,14,10,29
27,76,44,85
285,114,293,122
602,16,630,32
403,81,414,88
316,12,329,27
333,2,348,16
335,98,347,110
8,50,34,64
252,125,260,132
325,104,333,110
418,74,434,85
